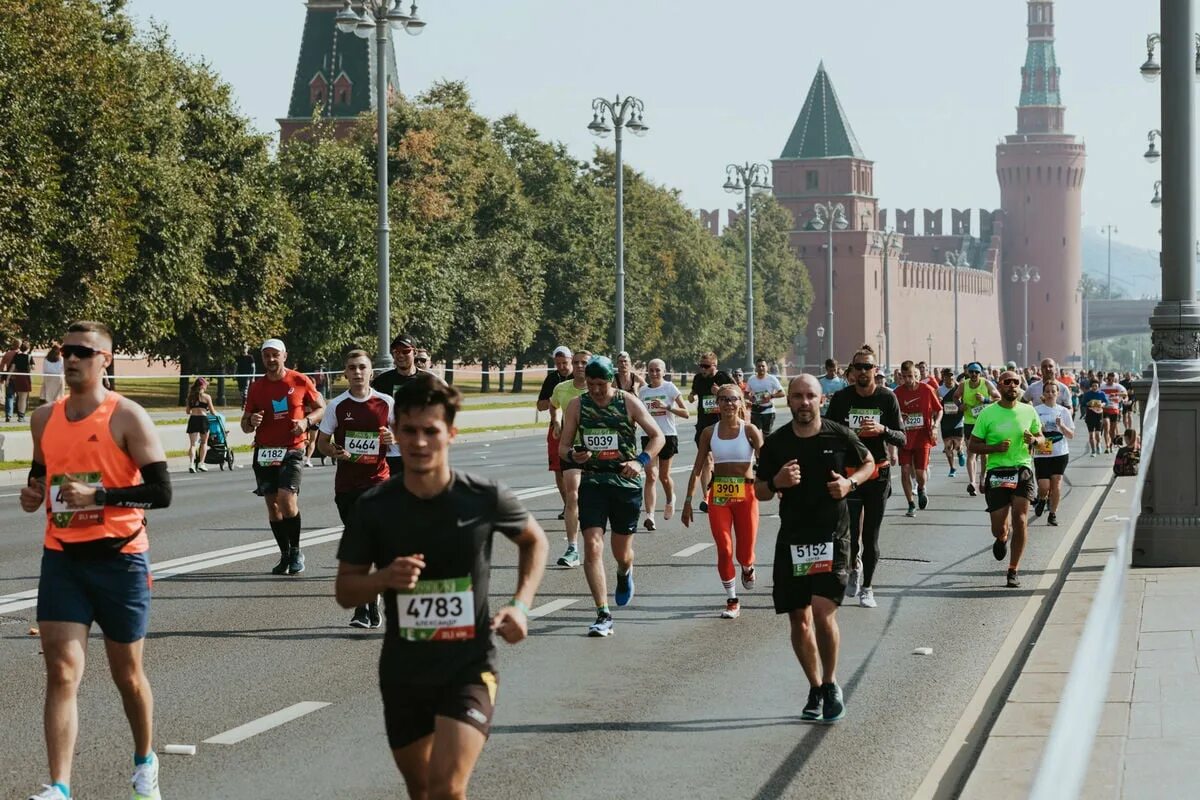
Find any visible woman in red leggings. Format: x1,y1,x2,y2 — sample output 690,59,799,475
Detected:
682,384,764,618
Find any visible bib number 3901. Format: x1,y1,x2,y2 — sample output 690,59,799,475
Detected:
791,541,834,576
398,577,475,642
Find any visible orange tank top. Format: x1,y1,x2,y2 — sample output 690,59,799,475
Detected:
42,392,147,553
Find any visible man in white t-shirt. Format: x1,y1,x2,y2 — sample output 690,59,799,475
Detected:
1097,372,1128,453
637,358,688,530
746,358,785,435
1024,358,1072,412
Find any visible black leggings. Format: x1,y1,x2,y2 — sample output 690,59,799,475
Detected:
848,470,891,588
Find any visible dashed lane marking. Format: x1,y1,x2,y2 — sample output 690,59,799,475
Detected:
527,598,579,618
672,542,715,558
203,701,331,746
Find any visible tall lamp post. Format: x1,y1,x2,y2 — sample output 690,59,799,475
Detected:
1100,224,1118,299
945,249,969,371
811,202,849,362
1012,264,1040,365
926,333,934,368
724,162,772,371
1076,275,1097,369
871,229,902,373
335,0,426,371
587,95,649,355
972,337,978,362
816,325,826,367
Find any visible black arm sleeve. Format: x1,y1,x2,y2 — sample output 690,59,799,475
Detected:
104,461,172,509
825,390,848,425
880,393,907,448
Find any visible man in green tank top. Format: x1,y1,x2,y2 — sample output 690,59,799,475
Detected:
952,362,999,498
559,356,664,637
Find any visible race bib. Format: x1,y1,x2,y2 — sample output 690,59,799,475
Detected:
581,428,620,460
902,413,925,430
49,473,105,529
755,391,773,406
1087,400,1104,412
711,476,749,506
942,402,959,415
256,447,287,467
791,541,834,576
643,394,669,415
1036,439,1054,455
988,469,1020,490
701,396,718,414
343,430,381,462
849,409,881,433
398,577,475,642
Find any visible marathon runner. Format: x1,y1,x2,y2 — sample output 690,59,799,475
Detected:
893,360,943,517
937,368,965,477
681,384,764,619
825,344,904,608
953,362,1000,497
916,361,940,391
536,346,573,520
334,373,548,800
549,350,591,566
968,370,1044,588
688,352,735,513
317,349,395,628
558,356,663,637
20,320,173,800
817,358,847,415
1032,383,1074,527
756,374,873,723
747,358,785,435
1098,372,1128,453
371,333,423,475
241,338,325,576
1080,381,1107,456
1024,358,1072,413
615,351,645,394
637,359,687,530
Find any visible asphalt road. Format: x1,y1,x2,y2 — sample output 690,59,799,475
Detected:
0,423,1111,799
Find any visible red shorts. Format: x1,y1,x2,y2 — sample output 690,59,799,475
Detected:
547,426,561,472
899,443,932,470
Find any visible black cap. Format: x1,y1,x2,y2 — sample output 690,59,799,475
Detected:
390,333,416,350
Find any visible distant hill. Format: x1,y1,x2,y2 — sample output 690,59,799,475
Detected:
1081,228,1160,300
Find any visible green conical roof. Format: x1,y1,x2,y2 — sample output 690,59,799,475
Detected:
1020,41,1062,106
779,62,865,160
285,4,398,120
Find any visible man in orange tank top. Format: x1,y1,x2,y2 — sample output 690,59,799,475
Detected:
20,320,173,800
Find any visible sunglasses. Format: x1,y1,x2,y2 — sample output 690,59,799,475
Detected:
415,357,428,364
1000,378,1021,386
61,344,111,360
717,395,741,403
851,362,876,371
698,363,714,369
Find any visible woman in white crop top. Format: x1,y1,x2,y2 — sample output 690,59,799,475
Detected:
682,384,765,619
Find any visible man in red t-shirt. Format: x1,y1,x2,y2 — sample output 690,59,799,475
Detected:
241,338,325,575
317,349,394,628
894,360,943,517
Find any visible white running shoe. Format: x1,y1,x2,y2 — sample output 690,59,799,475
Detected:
859,587,877,608
304,459,314,468
845,569,861,598
28,786,68,800
741,566,756,591
131,752,162,800
196,463,208,472
721,599,741,619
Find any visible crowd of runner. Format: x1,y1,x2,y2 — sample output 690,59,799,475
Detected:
16,321,1143,800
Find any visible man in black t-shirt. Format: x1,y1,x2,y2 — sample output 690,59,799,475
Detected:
688,350,735,513
756,374,873,725
335,373,548,797
537,346,575,515
371,333,424,475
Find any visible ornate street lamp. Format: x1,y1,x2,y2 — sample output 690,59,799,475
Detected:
724,162,771,371
810,202,849,361
944,249,970,371
1012,264,1040,365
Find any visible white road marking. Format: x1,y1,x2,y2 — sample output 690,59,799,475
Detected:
203,701,331,745
672,542,714,558
527,598,578,618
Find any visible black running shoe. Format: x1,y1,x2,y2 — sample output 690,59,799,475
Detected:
1048,512,1058,527
821,683,846,723
698,500,709,514
801,687,822,721
967,483,977,497
1034,497,1047,518
287,547,305,575
992,537,1008,561
349,607,370,628
368,601,382,628
918,490,928,510
1007,568,1021,588
557,510,565,520
271,554,290,575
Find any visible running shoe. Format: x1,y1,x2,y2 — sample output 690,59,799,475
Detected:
368,601,382,629
859,587,877,608
28,786,68,800
287,547,306,575
906,503,916,517
1006,568,1021,588
845,568,861,599
271,554,290,575
992,536,1008,561
721,599,741,619
304,459,313,468
664,495,675,520
349,607,371,628
801,686,822,721
958,451,966,467
918,490,928,510
615,569,635,607
741,566,756,591
557,510,565,520
821,683,846,723
556,546,580,567
587,612,615,637
1034,497,1047,518
188,464,196,474
948,468,957,478
698,500,709,514
644,517,656,532
967,483,977,497
196,463,208,472
1048,512,1058,527
131,752,161,800
1090,452,1097,459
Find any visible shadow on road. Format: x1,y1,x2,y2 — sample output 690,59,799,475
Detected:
492,715,802,735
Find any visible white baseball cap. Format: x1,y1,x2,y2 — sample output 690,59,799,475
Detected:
552,346,573,358
261,338,286,353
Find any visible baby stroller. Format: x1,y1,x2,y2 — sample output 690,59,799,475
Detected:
203,412,236,471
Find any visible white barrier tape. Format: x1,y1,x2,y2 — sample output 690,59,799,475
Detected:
1027,363,1159,800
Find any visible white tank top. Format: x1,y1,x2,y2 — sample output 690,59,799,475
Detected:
709,421,754,464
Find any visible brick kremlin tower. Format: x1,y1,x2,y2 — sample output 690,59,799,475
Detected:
278,0,399,143
996,0,1086,364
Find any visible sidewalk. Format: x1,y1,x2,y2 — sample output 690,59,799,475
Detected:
960,472,1200,799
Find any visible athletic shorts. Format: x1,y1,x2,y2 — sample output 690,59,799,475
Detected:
186,415,209,434
941,420,964,440
750,410,776,435
1084,413,1104,433
380,670,498,750
578,481,641,534
1034,455,1069,480
252,447,305,496
984,466,1037,512
694,416,718,445
547,426,562,472
334,487,370,526
772,537,848,613
642,435,679,462
899,442,932,469
37,548,152,643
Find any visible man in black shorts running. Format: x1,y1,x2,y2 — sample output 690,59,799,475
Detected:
756,374,874,724
688,351,734,513
335,373,547,799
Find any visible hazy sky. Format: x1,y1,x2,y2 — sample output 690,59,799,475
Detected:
125,0,1184,254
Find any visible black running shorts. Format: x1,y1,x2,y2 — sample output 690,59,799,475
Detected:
1034,455,1069,480
380,670,498,750
983,466,1037,512
252,448,304,496
642,435,679,462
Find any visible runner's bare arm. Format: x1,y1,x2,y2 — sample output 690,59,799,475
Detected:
670,394,689,418
681,427,714,527
60,399,173,510
492,518,549,644
315,431,345,460
18,405,52,512
626,393,663,458
116,398,168,467
558,397,582,463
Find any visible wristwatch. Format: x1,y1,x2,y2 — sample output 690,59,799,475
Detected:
849,478,859,491
94,487,107,506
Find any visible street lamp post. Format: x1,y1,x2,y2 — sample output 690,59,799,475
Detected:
588,95,649,355
971,337,978,362
1012,264,1040,365
871,229,901,373
335,0,425,371
816,325,825,368
926,334,934,368
1076,276,1095,369
945,250,970,371
1100,224,1118,299
811,202,849,362
724,163,772,371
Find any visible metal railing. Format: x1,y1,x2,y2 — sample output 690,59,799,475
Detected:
1028,363,1160,800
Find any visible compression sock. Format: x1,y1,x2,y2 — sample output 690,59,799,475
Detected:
283,515,302,550
52,783,70,798
269,520,287,554
722,579,737,600
597,604,610,616
134,752,153,766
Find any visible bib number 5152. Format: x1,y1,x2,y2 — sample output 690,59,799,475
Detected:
791,541,834,576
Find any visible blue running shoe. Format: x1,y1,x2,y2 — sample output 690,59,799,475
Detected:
587,612,615,637
821,683,846,723
958,451,966,467
948,468,957,478
615,569,635,607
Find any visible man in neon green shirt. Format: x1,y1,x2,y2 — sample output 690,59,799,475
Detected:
968,370,1044,589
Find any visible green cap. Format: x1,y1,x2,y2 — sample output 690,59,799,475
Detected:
585,355,615,381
